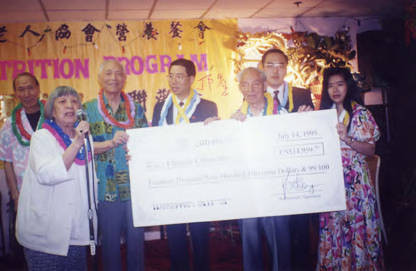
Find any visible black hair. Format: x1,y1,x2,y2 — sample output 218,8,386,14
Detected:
261,48,288,65
320,67,363,131
169,58,196,77
13,72,39,91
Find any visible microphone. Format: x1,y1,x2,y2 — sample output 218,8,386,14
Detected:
76,109,88,122
76,109,89,136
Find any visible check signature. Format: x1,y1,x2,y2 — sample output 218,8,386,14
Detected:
282,171,315,200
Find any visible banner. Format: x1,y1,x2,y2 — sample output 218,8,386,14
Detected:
127,109,346,227
0,19,240,119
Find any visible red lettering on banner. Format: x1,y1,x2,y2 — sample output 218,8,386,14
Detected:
146,55,158,74
159,55,171,73
191,54,207,72
27,60,35,75
75,59,89,79
117,57,131,75
35,59,52,79
53,59,60,79
131,56,144,75
0,61,7,80
0,54,208,80
60,59,74,79
103,54,208,75
12,60,26,79
0,58,90,80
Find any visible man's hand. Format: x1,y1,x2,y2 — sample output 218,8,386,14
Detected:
112,131,129,147
204,116,220,125
297,105,314,112
230,110,247,122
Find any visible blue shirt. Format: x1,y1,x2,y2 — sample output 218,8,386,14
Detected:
83,94,148,201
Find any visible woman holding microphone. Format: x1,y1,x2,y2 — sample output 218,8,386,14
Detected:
16,86,97,270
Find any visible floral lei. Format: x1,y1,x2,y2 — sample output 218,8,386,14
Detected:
97,89,135,129
42,119,92,165
11,100,44,146
241,92,276,116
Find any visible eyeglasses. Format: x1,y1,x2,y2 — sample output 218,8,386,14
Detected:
239,81,264,91
168,73,188,81
264,63,286,69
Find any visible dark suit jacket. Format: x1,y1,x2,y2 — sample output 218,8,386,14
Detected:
152,98,218,126
287,87,314,112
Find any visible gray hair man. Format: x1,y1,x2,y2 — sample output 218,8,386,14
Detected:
83,59,148,271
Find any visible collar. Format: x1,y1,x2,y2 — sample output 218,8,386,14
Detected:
102,92,125,111
266,82,287,107
266,82,285,94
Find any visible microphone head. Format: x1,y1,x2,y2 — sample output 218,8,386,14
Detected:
76,109,88,121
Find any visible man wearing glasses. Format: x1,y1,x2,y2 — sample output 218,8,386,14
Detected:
261,48,315,271
152,58,218,271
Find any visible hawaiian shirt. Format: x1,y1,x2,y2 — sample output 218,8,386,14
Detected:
84,94,148,202
0,110,36,190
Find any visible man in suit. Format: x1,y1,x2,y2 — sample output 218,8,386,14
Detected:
152,58,218,271
261,48,316,270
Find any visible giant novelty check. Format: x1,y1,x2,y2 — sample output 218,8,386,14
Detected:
128,109,346,227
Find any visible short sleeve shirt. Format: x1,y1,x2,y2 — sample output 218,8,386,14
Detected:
84,95,148,202
0,110,36,190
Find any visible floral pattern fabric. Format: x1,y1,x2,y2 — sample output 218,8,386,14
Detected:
84,95,148,202
318,103,384,270
0,111,35,190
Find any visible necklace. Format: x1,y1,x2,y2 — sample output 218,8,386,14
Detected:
11,100,44,146
42,119,91,165
97,89,135,129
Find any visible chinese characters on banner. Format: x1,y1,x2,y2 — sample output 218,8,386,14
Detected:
0,19,241,120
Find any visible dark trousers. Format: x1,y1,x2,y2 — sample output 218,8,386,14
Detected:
274,215,291,271
166,222,210,271
290,213,318,270
239,217,279,271
24,246,87,271
98,200,144,271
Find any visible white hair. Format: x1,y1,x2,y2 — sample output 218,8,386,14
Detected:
98,59,126,75
237,67,266,83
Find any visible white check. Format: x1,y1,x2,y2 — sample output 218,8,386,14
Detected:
128,109,346,227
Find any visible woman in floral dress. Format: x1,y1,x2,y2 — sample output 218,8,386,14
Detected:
317,67,384,270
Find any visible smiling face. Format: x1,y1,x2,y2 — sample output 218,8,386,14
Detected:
327,74,348,105
14,75,40,112
239,69,265,106
168,65,195,100
52,95,81,129
263,52,288,89
98,61,126,95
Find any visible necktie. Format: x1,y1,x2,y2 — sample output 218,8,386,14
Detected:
272,90,280,114
179,101,184,107
273,90,279,105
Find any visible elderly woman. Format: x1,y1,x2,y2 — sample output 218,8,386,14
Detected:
16,86,97,270
318,67,384,270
